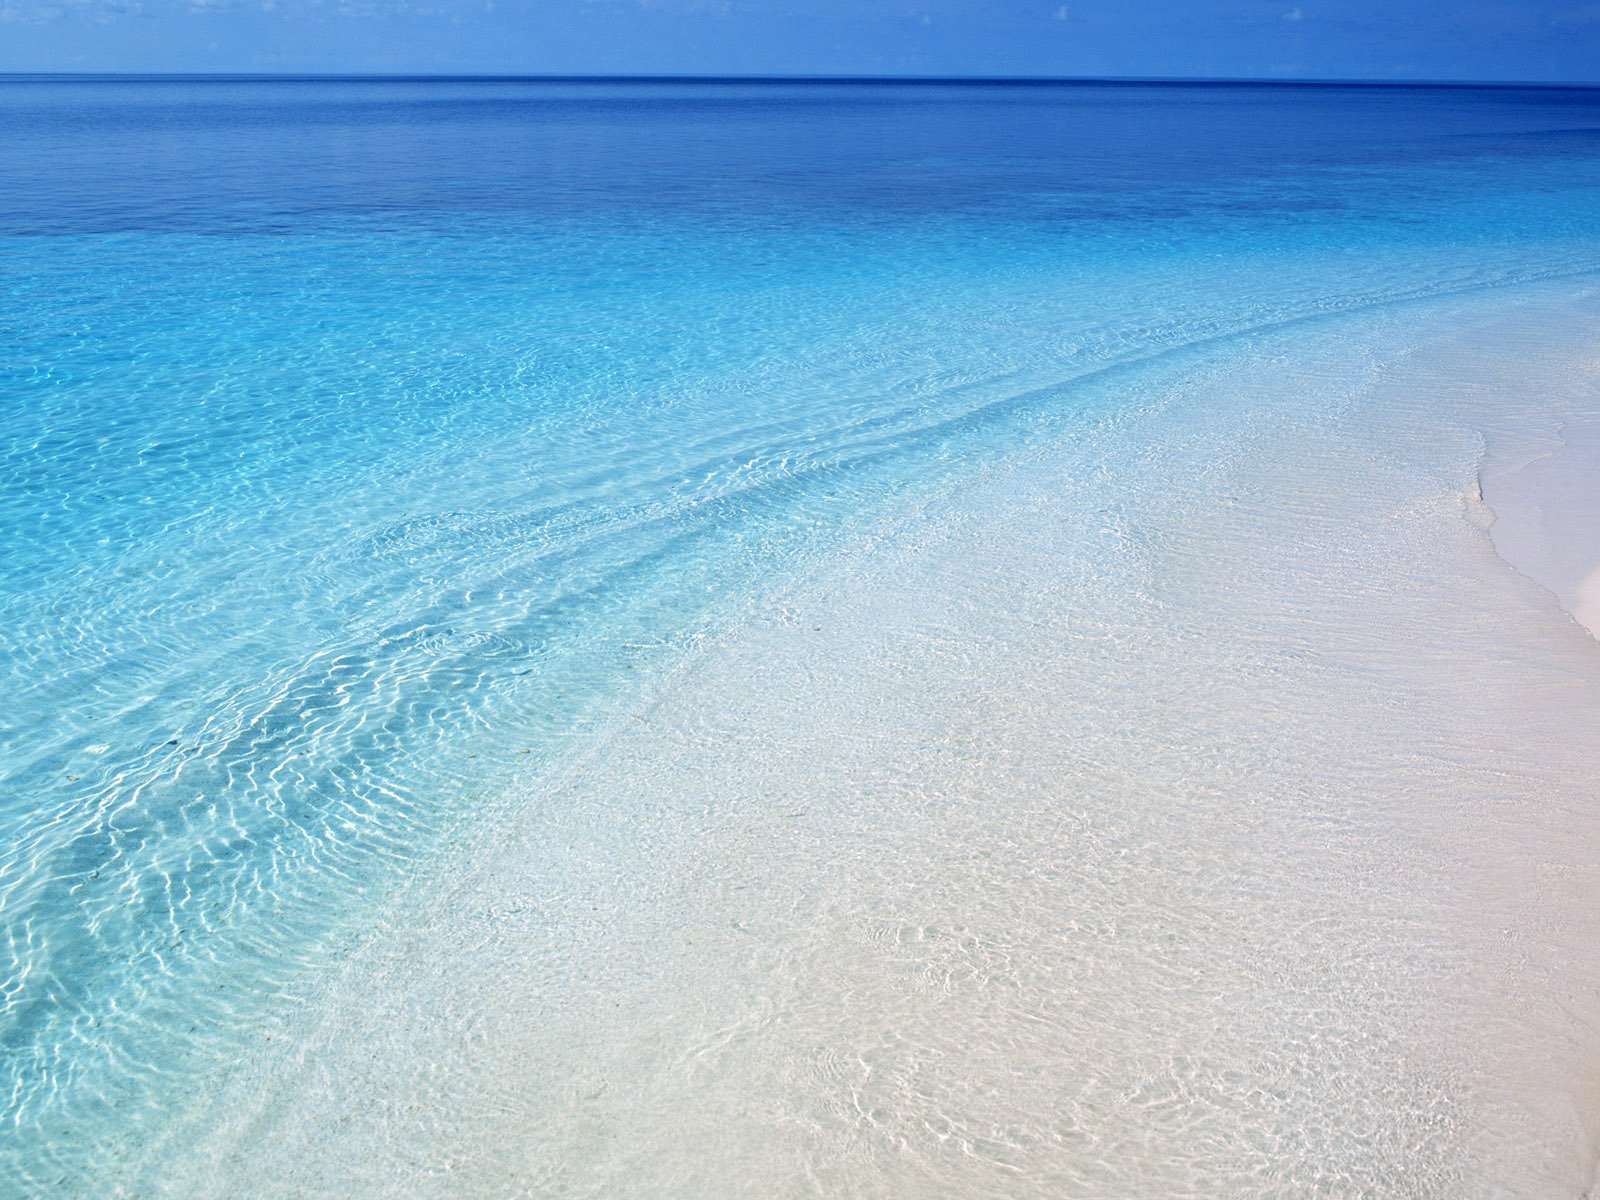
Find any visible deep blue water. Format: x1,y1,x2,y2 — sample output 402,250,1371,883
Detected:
3,78,1600,1192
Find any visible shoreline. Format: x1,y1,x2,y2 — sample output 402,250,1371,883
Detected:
1481,412,1600,640
143,281,1600,1198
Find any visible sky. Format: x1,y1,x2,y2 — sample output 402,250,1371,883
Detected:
1,0,1598,81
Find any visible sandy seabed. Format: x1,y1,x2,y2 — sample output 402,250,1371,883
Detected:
146,280,1600,1199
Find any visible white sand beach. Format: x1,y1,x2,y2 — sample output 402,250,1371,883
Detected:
1482,408,1600,641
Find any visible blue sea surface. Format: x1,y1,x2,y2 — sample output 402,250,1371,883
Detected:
3,78,1600,1191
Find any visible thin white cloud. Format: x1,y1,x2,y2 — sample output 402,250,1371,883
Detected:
2,0,141,22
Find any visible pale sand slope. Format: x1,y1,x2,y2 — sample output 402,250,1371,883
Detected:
149,281,1600,1199
1481,402,1600,640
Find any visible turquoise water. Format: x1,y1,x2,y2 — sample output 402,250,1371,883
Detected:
4,79,1600,1192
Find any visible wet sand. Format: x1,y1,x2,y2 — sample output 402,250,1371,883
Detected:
1482,408,1600,640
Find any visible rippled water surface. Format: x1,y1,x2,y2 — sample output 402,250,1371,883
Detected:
4,78,1600,1195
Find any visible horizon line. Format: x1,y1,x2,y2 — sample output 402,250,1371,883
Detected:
2,71,1599,90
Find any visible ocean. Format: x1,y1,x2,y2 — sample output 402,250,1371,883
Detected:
4,77,1600,1196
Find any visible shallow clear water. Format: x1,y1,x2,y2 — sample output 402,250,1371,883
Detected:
3,79,1600,1195
174,285,1600,1200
